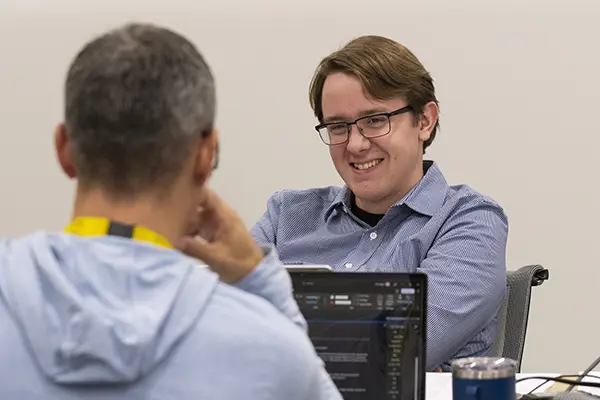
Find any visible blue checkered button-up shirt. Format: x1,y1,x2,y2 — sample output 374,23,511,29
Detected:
250,161,508,371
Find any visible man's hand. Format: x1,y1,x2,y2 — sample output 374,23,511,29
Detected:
177,190,263,283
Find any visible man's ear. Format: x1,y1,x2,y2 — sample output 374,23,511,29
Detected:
192,129,219,185
417,101,439,143
54,123,77,179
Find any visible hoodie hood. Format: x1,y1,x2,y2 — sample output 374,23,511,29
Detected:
0,232,219,385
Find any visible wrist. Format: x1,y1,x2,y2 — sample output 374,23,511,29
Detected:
225,247,264,284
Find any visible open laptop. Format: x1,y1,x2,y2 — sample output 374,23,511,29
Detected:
290,272,427,400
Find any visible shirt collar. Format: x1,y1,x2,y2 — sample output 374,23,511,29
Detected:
402,160,448,216
324,186,353,221
324,160,448,220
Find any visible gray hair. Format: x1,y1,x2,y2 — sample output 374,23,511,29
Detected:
64,23,216,197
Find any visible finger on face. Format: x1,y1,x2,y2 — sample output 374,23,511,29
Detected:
196,206,223,241
183,207,200,235
199,189,222,211
204,189,214,202
204,192,235,224
177,236,215,263
195,225,214,243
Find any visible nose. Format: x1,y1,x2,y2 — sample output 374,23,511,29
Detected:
346,125,371,154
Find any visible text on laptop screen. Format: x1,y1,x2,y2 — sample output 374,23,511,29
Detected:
291,273,426,400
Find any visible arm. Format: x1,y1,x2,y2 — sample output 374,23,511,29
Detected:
235,248,342,399
419,198,508,371
250,191,282,246
303,358,344,400
234,246,307,331
180,189,303,328
179,189,341,398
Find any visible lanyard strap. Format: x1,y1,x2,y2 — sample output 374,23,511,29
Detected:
64,216,173,249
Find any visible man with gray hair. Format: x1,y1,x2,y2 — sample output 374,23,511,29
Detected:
0,23,341,400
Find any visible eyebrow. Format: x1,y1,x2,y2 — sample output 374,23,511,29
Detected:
322,107,390,123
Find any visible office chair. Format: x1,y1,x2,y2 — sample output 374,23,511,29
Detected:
492,264,549,371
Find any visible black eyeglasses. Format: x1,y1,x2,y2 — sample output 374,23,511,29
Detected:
315,105,413,146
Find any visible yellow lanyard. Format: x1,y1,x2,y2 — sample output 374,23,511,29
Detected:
64,216,173,249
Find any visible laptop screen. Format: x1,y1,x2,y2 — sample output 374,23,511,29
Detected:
291,272,427,400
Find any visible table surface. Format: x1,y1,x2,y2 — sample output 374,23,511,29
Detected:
426,373,557,400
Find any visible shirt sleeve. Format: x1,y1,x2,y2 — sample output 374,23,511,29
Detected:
418,198,508,371
250,191,282,246
303,357,345,400
234,245,307,331
234,246,344,400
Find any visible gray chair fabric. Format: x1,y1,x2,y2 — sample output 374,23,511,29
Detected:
492,264,549,371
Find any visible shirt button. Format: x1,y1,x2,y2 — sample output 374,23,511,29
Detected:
370,232,378,240
344,263,353,269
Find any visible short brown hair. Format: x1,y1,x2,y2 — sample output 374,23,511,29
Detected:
309,35,439,152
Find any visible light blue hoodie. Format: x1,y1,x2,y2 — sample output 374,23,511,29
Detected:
0,232,342,399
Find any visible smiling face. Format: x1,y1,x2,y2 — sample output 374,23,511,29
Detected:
321,72,436,214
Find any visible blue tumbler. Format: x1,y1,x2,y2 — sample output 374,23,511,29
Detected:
452,357,518,400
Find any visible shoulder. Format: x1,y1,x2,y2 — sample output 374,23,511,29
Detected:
183,281,318,396
411,162,507,227
0,231,52,263
266,186,343,209
445,183,507,222
434,184,509,249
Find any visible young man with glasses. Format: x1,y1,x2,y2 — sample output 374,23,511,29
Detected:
251,35,509,372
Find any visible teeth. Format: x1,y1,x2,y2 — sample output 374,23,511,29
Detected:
352,159,382,170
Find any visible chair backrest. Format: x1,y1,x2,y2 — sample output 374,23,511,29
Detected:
492,264,549,371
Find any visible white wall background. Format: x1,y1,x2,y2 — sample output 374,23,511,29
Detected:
1,0,599,373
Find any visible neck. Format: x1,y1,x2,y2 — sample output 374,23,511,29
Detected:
71,187,193,246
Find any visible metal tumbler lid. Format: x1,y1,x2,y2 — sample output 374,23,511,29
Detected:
452,357,518,380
